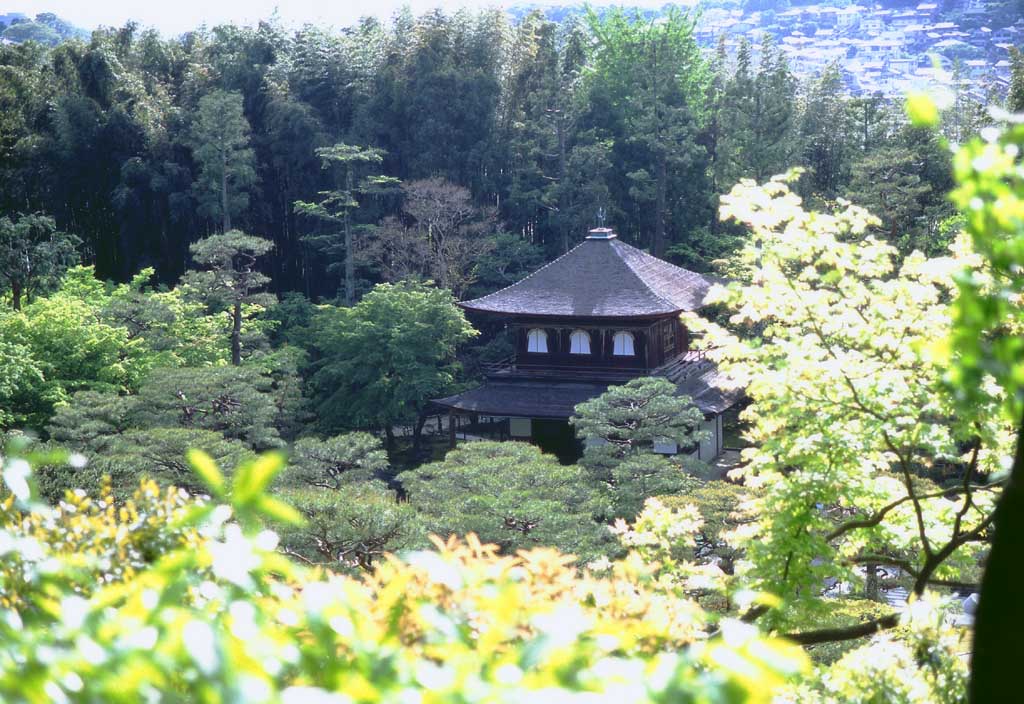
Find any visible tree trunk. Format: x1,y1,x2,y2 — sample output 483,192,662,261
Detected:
654,152,667,257
970,412,1024,702
231,298,242,366
864,563,880,601
384,425,396,454
344,166,356,306
412,412,428,457
11,280,21,311
222,151,231,232
344,214,355,306
557,117,569,254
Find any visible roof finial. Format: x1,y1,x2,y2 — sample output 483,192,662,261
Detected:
587,208,616,240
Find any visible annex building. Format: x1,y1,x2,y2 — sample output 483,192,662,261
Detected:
433,227,743,462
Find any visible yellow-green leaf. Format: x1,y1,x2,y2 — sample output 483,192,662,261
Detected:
187,449,224,496
234,452,286,502
905,92,938,128
256,495,305,526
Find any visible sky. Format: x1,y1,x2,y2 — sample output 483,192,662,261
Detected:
2,0,672,34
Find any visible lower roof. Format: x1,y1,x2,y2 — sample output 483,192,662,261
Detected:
433,380,610,419
433,356,744,419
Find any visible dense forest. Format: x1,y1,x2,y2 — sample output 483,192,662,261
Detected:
1,5,1024,702
1,6,1007,300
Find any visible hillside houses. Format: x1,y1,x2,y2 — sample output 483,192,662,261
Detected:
695,0,1019,100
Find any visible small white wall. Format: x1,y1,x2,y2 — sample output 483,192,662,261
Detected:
653,438,678,455
509,417,532,438
697,417,722,461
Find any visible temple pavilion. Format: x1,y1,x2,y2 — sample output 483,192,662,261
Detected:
434,227,743,462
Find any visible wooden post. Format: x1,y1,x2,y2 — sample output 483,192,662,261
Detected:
448,410,457,449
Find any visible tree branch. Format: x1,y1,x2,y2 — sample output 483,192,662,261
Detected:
783,612,900,645
826,480,999,542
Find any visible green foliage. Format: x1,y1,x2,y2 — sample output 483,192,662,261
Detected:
308,281,477,441
799,64,849,197
265,291,317,348
715,35,798,187
944,119,1024,423
1,20,61,46
294,142,399,304
131,365,286,450
399,441,607,559
275,481,424,570
844,143,946,256
0,288,141,428
187,90,257,231
0,212,79,309
0,7,978,294
39,357,298,500
1009,47,1024,113
781,596,969,703
0,446,810,703
458,231,544,299
37,428,254,503
939,116,1024,700
0,340,50,428
696,175,1009,633
272,433,409,573
0,474,199,609
573,377,707,519
180,230,275,365
657,478,754,571
0,14,1017,698
0,264,232,433
585,6,709,256
97,267,229,367
279,432,388,489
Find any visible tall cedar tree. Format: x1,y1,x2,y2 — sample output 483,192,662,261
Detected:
585,7,709,257
188,90,258,232
716,35,797,187
799,63,848,198
1008,46,1024,113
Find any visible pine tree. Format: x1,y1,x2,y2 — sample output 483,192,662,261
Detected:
180,231,274,365
294,144,399,305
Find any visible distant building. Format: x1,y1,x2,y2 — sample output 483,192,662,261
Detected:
434,228,741,462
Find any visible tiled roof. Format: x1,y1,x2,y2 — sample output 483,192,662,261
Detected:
655,356,746,415
433,380,612,419
460,230,718,318
433,355,744,418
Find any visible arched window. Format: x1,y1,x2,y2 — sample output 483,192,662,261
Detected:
569,329,591,355
613,331,635,356
527,328,548,353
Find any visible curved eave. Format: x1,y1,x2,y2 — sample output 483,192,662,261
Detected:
457,303,701,319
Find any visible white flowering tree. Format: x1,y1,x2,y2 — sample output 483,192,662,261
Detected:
689,175,1013,642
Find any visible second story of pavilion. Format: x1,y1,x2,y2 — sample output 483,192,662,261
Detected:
459,227,721,382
